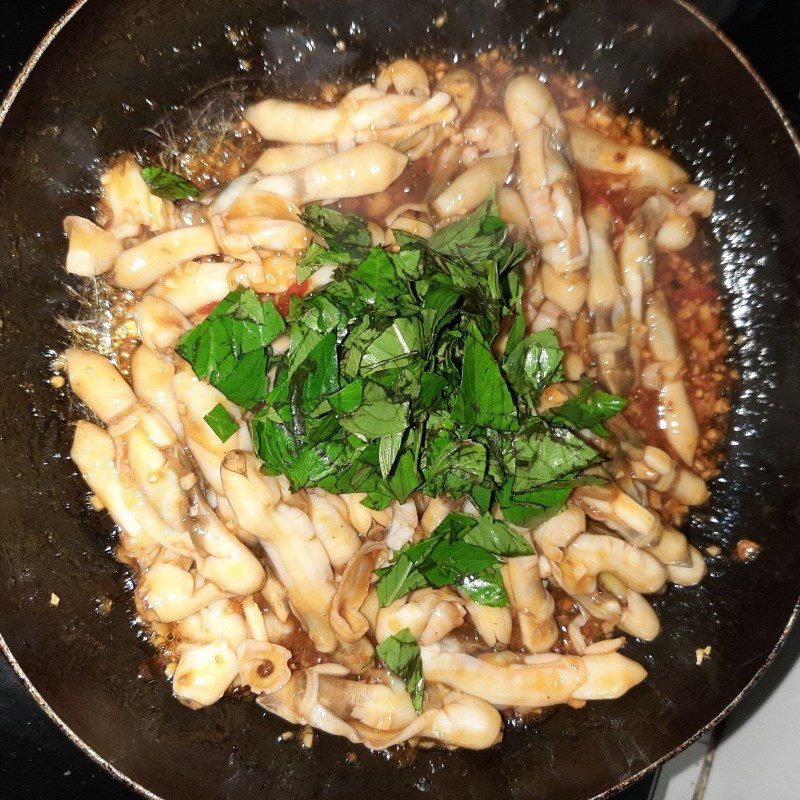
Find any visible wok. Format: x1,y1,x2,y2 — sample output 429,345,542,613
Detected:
0,1,799,798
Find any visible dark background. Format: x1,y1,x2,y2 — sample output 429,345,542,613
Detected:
0,1,798,798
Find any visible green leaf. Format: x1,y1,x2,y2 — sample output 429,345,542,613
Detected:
300,205,372,260
375,536,441,607
465,485,490,515
297,331,339,414
503,308,526,359
379,432,403,479
387,445,422,502
375,628,425,713
175,288,284,409
463,513,534,557
295,294,349,333
390,247,423,280
419,277,461,337
420,540,498,587
339,382,408,440
213,349,267,409
428,195,505,258
286,323,323,379
497,474,605,526
296,243,352,283
451,322,518,431
327,380,363,414
417,372,448,411
427,512,480,542
503,328,564,405
510,419,601,494
350,248,406,305
456,565,508,607
232,189,613,537
375,512,523,609
203,403,238,443
420,432,487,498
359,318,424,375
140,165,200,200
546,379,627,436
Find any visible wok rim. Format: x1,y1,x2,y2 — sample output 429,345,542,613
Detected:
0,1,798,798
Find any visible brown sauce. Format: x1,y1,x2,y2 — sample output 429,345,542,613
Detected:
284,628,332,670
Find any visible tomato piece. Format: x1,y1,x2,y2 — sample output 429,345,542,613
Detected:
195,300,218,318
271,280,309,317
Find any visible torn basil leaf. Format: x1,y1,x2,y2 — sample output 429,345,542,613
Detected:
175,287,284,409
375,628,425,713
375,512,530,608
140,165,200,200
203,403,239,442
451,322,518,432
456,566,508,607
503,328,564,405
462,513,534,557
546,379,627,436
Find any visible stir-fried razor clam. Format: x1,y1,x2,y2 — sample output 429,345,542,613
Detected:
433,110,516,218
130,345,184,440
464,602,513,649
245,59,458,156
61,56,730,751
71,420,162,567
375,589,466,646
252,144,337,176
249,143,408,205
504,74,590,320
63,216,123,277
570,124,714,399
331,541,386,642
146,261,233,317
644,290,701,466
96,153,180,238
602,416,709,506
306,490,364,571
221,451,339,653
135,296,192,355
421,642,647,708
110,225,220,290
503,546,559,653
568,125,691,192
258,662,505,750
585,204,636,397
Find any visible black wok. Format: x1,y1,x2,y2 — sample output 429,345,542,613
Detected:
1,1,799,798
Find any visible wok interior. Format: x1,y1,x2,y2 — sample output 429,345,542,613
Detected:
0,1,799,798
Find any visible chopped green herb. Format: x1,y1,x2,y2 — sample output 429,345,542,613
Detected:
508,418,601,494
375,512,531,608
375,628,425,713
140,165,200,200
497,473,606,525
177,195,626,553
451,322,518,431
462,512,535,557
250,198,550,509
176,287,284,409
456,565,508,607
546,379,628,436
503,327,564,405
203,403,238,442
296,205,373,282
